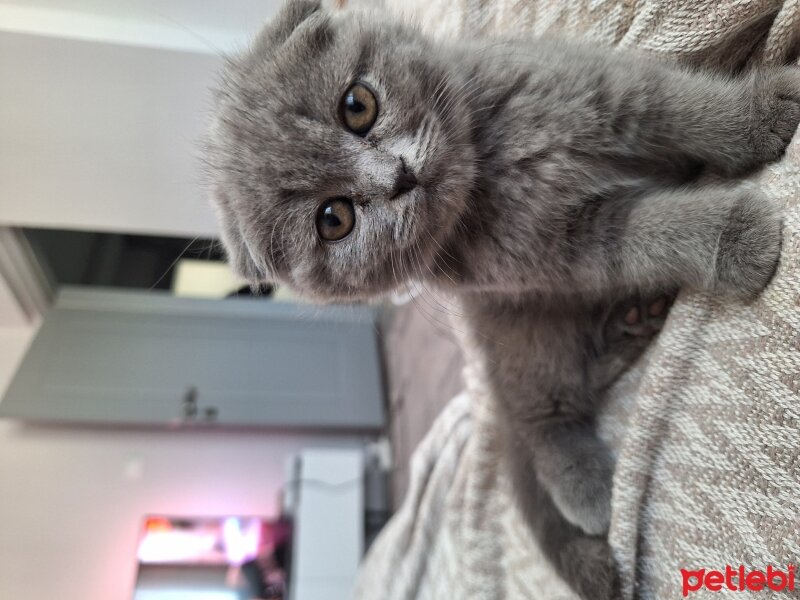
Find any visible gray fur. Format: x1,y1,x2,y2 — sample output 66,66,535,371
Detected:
205,2,797,597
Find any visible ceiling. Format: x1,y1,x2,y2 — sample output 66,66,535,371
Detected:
0,0,285,53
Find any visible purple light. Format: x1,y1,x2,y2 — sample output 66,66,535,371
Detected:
222,517,261,565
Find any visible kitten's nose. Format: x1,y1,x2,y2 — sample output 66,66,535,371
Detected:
391,163,418,198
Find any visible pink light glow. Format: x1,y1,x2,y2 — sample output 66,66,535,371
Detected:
136,516,263,565
221,517,261,564
137,530,218,563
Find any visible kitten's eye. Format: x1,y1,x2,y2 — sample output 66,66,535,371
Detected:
340,83,378,136
316,198,355,241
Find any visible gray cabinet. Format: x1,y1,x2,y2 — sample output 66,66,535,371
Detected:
0,287,385,430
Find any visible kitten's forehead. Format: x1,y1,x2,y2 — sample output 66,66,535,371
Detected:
232,6,431,105
220,16,368,151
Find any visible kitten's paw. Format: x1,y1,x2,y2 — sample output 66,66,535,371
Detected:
714,189,782,301
746,67,800,168
560,537,622,600
589,293,675,391
549,453,614,536
604,293,675,343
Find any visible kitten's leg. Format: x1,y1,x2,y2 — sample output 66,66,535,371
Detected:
463,301,621,599
539,294,674,530
600,62,800,175
464,301,616,534
502,420,620,600
516,298,671,598
574,184,781,301
529,418,615,536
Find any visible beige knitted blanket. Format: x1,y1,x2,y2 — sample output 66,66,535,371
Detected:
354,1,800,599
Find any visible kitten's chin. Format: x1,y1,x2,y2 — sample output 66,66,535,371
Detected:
275,269,393,305
285,261,422,305
285,283,396,305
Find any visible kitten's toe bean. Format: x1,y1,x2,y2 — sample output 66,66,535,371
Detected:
605,294,674,342
714,189,782,301
560,538,622,600
648,296,667,317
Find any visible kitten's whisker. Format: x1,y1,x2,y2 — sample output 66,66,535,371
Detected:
393,245,464,338
431,73,450,111
119,0,228,58
278,211,294,262
437,75,482,119
406,281,463,339
425,225,462,265
408,237,464,317
267,218,281,269
427,244,460,288
150,236,200,290
406,239,467,321
204,239,220,261
388,246,402,294
434,75,475,115
397,266,455,338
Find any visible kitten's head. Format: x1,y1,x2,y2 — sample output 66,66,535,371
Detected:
206,0,476,301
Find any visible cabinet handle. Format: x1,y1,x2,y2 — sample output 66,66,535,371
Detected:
182,386,198,420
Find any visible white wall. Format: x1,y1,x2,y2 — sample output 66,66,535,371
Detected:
0,0,283,238
0,421,362,600
0,0,283,54
0,31,223,238
0,327,365,600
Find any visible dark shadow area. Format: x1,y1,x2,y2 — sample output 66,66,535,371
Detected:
23,228,226,291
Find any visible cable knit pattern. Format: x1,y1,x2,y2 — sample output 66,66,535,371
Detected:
355,2,800,598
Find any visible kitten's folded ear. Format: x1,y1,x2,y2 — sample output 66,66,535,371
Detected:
212,187,274,285
252,0,323,54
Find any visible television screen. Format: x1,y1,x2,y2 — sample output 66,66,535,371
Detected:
132,515,292,600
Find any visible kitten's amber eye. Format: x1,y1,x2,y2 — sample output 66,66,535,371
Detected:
340,83,378,135
316,198,355,241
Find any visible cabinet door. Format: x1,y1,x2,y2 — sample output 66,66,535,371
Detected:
0,287,385,430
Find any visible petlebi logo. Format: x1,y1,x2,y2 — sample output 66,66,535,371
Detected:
681,565,796,596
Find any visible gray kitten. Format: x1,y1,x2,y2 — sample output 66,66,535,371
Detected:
206,1,797,598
